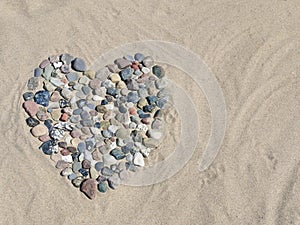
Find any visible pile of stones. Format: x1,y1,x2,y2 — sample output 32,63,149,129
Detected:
22,53,169,199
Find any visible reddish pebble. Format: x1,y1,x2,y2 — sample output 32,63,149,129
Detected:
129,107,137,115
89,110,98,116
55,160,69,169
71,130,81,138
80,179,97,199
39,59,50,69
60,113,69,121
23,101,39,117
67,146,77,153
141,118,150,124
132,64,139,71
39,135,51,142
82,159,91,169
62,77,68,84
50,91,60,102
60,149,71,156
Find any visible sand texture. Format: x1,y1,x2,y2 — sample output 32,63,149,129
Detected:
0,0,300,224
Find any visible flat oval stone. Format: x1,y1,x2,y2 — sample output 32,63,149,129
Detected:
26,117,40,127
152,65,165,78
40,140,56,155
34,67,43,77
142,56,154,68
95,162,104,171
101,167,114,176
98,182,108,193
71,58,86,72
39,59,50,69
31,124,48,137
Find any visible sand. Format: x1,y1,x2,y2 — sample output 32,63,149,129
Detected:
0,0,300,224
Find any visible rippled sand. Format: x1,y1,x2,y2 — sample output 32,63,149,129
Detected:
0,1,299,224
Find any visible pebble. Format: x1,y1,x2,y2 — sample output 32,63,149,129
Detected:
71,58,86,72
61,53,73,65
79,76,90,85
107,174,121,189
134,53,145,62
133,152,145,167
31,124,48,137
23,92,34,101
61,167,73,176
101,167,114,176
95,162,104,171
155,78,167,89
55,160,69,169
110,73,121,83
61,88,72,99
39,59,50,69
142,56,154,68
66,72,78,82
27,77,39,90
115,128,129,139
141,67,150,74
120,68,133,80
98,182,108,193
152,65,165,78
72,176,84,188
34,90,50,107
110,148,126,160
50,77,65,87
40,140,56,155
68,173,78,180
84,70,96,79
36,108,49,121
103,154,117,165
115,58,132,69
34,67,43,77
26,117,40,127
127,92,139,103
80,179,97,199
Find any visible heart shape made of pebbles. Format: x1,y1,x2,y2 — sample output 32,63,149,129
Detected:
23,53,169,199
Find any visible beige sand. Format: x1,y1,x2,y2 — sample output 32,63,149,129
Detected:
0,0,300,224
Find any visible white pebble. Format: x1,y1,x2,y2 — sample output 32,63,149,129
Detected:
126,102,134,108
92,95,103,101
137,124,148,132
53,61,63,69
106,103,114,110
141,148,151,158
133,152,145,167
103,154,117,165
62,155,73,163
79,76,90,85
141,67,150,74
